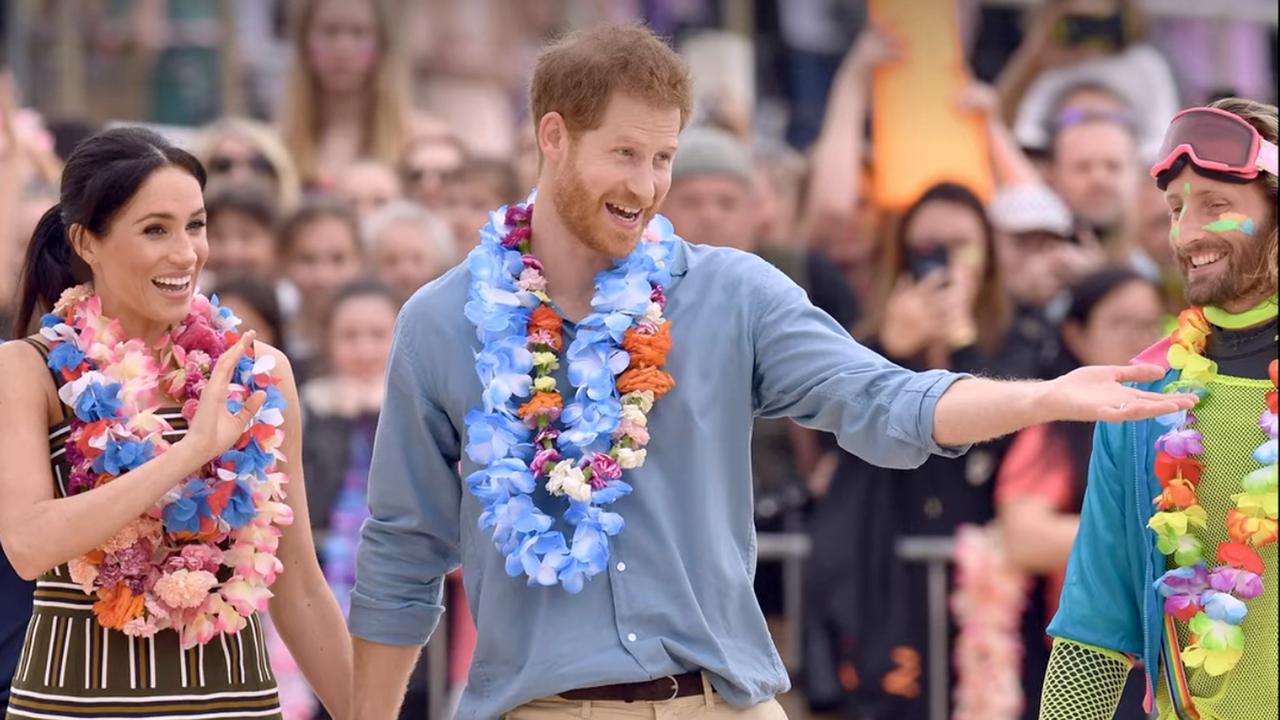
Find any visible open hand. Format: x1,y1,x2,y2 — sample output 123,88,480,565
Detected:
1044,364,1198,423
844,24,902,79
183,331,267,461
956,81,1000,120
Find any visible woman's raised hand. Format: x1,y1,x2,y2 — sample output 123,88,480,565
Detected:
183,331,267,461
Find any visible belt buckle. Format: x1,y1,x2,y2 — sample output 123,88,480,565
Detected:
660,674,680,702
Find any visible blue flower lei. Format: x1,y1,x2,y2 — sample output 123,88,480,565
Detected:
462,193,677,593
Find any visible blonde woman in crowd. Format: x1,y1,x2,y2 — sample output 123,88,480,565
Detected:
277,0,428,191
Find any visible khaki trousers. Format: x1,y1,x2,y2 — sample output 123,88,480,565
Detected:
504,675,788,719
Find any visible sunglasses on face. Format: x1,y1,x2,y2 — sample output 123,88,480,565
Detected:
208,153,277,178
402,166,446,186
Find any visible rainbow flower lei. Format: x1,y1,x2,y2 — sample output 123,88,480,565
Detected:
1149,307,1278,676
41,284,293,648
463,195,677,593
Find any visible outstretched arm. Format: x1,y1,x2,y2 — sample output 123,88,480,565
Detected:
750,256,1194,466
931,365,1196,448
798,27,895,243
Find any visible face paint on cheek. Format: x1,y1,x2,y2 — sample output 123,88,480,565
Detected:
1202,212,1257,236
1171,182,1192,241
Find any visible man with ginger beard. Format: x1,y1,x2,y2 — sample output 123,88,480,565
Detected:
1039,97,1278,720
348,24,1197,720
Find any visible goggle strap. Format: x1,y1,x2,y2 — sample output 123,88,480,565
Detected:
1258,139,1278,177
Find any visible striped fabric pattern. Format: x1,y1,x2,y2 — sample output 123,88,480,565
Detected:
5,382,282,720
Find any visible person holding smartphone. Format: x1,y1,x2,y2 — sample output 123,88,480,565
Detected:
807,181,1031,718
998,0,1179,165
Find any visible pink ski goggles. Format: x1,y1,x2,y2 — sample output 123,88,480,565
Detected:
1150,107,1278,182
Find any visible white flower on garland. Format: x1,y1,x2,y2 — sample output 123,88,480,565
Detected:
619,403,648,428
622,390,655,414
547,462,592,502
616,447,647,469
642,302,663,324
532,351,560,372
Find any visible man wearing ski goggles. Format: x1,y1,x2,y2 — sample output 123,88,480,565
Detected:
1039,97,1279,720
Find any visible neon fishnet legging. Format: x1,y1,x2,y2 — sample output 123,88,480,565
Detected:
1039,638,1132,719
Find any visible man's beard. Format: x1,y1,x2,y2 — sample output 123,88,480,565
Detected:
549,152,651,258
1181,231,1275,308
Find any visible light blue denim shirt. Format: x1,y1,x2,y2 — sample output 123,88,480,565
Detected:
349,238,969,719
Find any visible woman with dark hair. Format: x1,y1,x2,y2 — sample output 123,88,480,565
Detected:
0,127,350,719
805,182,1024,717
995,267,1165,719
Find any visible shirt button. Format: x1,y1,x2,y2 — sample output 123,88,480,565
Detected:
616,562,627,572
627,633,638,642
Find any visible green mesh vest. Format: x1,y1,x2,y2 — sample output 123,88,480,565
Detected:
1156,374,1278,720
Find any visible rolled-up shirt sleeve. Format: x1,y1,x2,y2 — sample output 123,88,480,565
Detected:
349,310,463,646
749,260,970,468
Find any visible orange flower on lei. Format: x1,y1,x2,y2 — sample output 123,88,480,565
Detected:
1172,307,1211,352
617,366,675,400
622,323,673,368
528,306,564,351
93,582,145,630
1226,509,1279,546
1155,477,1200,512
519,391,564,422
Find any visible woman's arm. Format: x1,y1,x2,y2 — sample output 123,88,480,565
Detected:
798,29,893,243
958,82,1043,188
259,342,352,720
0,333,262,579
998,496,1080,574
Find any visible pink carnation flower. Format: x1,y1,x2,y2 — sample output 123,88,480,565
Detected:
516,268,547,292
121,617,160,639
616,420,649,446
175,316,226,360
68,557,99,593
153,569,218,609
589,453,622,489
531,447,561,476
101,517,162,554
180,544,224,573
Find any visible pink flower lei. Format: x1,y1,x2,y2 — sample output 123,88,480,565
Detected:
41,284,293,648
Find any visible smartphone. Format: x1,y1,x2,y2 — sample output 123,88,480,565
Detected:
1056,14,1125,50
907,245,949,281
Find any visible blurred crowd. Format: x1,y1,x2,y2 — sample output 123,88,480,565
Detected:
1,1,1276,719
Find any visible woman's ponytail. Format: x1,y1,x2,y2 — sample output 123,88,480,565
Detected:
15,203,90,334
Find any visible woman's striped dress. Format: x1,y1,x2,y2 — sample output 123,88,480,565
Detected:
5,339,282,720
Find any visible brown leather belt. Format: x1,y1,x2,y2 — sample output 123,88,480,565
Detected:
559,671,705,702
